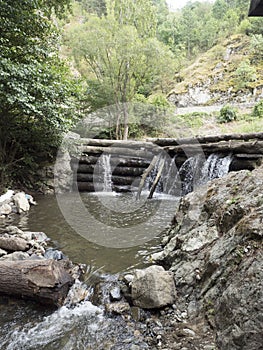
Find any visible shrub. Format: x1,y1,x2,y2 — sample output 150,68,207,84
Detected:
252,100,263,118
217,104,238,123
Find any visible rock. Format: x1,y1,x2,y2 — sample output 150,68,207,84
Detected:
0,235,29,251
19,232,33,241
25,194,36,205
6,226,24,235
0,203,12,215
13,192,30,213
44,248,65,260
215,251,263,350
0,248,7,257
63,280,89,306
158,164,263,350
32,231,49,242
0,190,14,204
0,251,30,261
123,274,134,284
105,302,131,315
131,265,176,309
110,286,122,301
54,150,73,193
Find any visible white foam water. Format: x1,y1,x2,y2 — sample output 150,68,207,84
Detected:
3,301,103,350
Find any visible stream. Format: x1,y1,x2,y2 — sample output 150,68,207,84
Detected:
0,192,178,350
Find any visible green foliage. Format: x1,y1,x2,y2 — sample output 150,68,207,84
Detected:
234,60,257,89
0,0,81,187
217,105,238,123
252,100,263,118
66,1,175,139
250,34,263,63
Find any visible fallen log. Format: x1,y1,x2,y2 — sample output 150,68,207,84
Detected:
148,132,263,146
0,259,74,306
164,140,263,155
136,155,159,200
78,138,155,149
148,158,165,199
80,146,157,158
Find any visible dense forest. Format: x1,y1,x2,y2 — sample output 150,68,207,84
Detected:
0,0,262,189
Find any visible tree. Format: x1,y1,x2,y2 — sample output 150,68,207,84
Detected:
0,0,81,187
68,0,175,140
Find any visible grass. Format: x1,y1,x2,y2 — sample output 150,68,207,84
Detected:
166,109,263,137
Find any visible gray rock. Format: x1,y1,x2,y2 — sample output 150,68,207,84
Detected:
0,251,30,261
105,302,130,315
158,164,263,350
13,192,30,213
131,265,176,309
0,235,28,251
6,226,24,235
0,248,7,257
32,231,49,242
0,203,12,215
44,248,65,260
123,274,134,284
0,190,14,204
110,286,122,301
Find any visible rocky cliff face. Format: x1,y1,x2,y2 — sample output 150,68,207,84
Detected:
154,165,263,350
168,34,263,108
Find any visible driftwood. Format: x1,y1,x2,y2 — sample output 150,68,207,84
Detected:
0,236,28,252
0,259,74,306
148,158,165,199
136,155,159,200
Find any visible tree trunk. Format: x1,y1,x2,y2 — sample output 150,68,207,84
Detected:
0,259,74,306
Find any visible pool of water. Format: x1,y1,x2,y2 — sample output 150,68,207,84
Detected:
0,192,178,349
4,192,178,273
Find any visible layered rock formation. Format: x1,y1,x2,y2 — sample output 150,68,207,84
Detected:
153,164,263,349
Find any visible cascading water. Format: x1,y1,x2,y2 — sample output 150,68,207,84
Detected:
98,154,112,192
199,153,233,184
163,153,232,196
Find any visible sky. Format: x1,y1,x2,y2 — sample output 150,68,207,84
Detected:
166,0,214,10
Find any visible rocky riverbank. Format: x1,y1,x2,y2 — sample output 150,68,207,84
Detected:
0,163,262,349
97,164,263,349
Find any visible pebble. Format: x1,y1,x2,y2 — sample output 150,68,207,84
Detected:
182,328,196,337
123,274,134,284
110,286,122,301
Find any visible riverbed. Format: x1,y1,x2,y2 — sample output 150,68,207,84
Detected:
0,192,178,349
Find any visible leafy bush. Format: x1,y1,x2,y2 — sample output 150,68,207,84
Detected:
217,104,238,123
252,100,263,118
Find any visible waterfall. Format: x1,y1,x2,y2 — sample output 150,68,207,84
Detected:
166,153,232,196
199,153,232,185
99,154,112,192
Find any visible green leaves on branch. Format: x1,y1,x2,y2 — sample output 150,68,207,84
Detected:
67,2,175,139
0,0,82,187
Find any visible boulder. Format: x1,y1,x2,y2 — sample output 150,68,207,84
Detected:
131,265,176,309
0,203,12,215
0,235,29,251
13,192,30,213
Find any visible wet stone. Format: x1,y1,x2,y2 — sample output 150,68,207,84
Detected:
110,286,122,301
